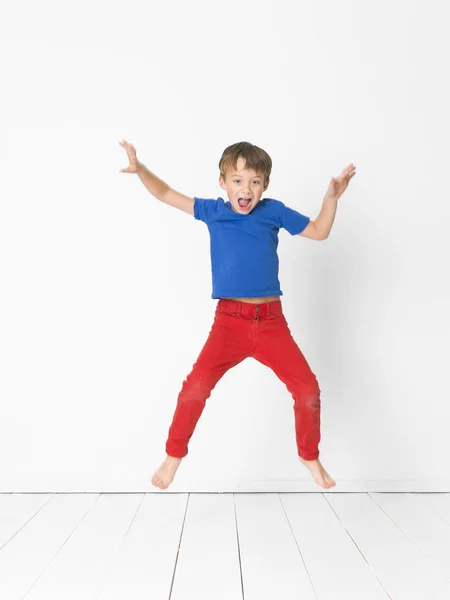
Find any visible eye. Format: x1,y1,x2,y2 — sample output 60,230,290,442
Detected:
233,179,261,184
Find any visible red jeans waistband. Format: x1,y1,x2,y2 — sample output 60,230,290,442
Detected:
216,298,283,319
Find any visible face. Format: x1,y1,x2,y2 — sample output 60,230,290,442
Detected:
219,156,269,214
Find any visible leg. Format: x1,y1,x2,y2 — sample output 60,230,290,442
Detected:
152,311,250,489
165,310,250,458
253,312,335,488
253,313,321,460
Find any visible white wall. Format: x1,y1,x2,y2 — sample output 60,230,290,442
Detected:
1,0,449,492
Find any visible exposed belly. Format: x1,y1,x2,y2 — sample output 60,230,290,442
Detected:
222,295,281,304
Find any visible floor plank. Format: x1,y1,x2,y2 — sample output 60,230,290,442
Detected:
281,493,388,599
24,494,142,599
370,492,450,581
235,493,316,600
327,492,450,600
170,494,243,600
0,494,97,599
416,492,450,523
0,493,54,551
96,493,189,600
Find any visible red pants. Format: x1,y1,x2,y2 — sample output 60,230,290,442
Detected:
165,299,321,461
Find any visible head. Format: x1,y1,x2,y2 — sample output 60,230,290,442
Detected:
218,141,272,214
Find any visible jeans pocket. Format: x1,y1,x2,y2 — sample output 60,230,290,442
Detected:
218,309,238,317
267,311,284,321
215,309,236,321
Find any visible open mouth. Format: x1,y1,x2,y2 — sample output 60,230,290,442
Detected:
238,197,252,208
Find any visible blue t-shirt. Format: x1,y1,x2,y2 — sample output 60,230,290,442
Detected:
193,196,310,299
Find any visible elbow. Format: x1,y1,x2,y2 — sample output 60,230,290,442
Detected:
313,222,328,241
316,227,328,241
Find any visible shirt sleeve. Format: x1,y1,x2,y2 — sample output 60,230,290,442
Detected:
193,197,221,223
277,200,310,235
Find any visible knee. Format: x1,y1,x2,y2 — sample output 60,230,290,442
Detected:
305,383,320,405
178,375,214,405
295,377,321,407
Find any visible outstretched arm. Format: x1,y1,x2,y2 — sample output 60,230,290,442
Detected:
119,140,194,216
299,163,356,240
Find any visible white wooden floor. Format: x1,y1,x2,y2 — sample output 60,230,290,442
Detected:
0,493,450,599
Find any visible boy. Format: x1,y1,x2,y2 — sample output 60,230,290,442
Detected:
119,140,356,490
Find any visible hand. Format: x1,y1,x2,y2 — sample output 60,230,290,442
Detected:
326,163,356,200
119,139,141,174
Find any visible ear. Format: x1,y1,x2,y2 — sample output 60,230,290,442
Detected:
219,175,226,190
263,177,270,191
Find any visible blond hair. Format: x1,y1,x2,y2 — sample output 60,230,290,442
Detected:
219,141,272,185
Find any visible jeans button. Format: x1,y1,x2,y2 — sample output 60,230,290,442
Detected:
255,306,260,312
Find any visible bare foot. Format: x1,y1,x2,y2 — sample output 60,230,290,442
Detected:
152,455,183,489
299,457,336,489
